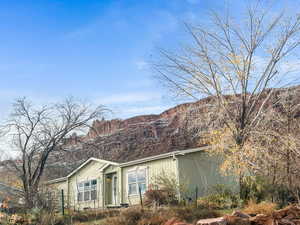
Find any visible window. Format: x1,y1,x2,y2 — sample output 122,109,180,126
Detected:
77,179,97,202
91,179,97,200
127,168,147,195
77,182,84,202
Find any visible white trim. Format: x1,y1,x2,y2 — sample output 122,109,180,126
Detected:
126,167,148,196
112,174,118,205
99,163,110,172
120,147,209,168
67,158,119,178
45,177,67,184
126,165,148,173
76,179,98,203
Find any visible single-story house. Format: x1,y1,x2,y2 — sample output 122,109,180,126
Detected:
46,146,237,210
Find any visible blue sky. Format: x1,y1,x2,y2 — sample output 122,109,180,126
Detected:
0,0,295,119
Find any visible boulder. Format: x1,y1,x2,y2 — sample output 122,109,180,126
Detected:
250,214,277,225
164,217,186,225
197,217,227,225
274,205,300,220
279,218,295,225
291,219,300,225
174,223,193,225
224,215,250,225
232,211,251,218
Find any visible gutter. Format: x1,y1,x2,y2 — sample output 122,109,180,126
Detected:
119,146,209,168
44,177,68,184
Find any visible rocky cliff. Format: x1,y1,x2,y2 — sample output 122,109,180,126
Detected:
45,85,300,179
44,98,214,179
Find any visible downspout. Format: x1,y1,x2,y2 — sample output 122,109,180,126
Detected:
120,167,123,205
101,171,105,208
67,177,69,209
173,153,181,202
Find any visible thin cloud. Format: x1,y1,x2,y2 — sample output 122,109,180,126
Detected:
125,105,168,115
134,60,149,70
98,92,162,105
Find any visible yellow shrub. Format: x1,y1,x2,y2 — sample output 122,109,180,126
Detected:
243,200,277,215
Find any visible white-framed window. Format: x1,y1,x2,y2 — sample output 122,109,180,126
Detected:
77,182,84,202
77,179,97,202
127,168,147,196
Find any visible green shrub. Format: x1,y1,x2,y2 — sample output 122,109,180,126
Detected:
144,189,177,206
197,184,241,209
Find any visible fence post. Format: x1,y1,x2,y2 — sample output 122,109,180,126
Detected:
195,186,198,208
138,186,143,209
61,189,65,216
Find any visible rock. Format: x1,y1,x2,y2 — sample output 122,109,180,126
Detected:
232,211,251,218
174,223,193,225
273,205,300,220
223,215,250,225
164,217,184,225
250,214,276,225
291,219,300,225
279,218,295,225
197,217,227,225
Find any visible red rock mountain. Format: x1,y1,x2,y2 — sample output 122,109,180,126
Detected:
45,85,300,179
45,98,214,179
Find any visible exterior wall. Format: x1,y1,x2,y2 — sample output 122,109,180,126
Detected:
121,157,177,205
45,180,68,208
68,160,106,210
45,148,238,210
177,151,238,200
48,180,68,193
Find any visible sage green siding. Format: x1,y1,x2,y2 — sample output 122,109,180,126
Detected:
68,160,105,210
46,148,238,210
177,151,238,199
48,180,68,194
121,157,176,205
47,179,68,208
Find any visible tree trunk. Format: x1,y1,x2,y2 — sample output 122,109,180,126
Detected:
24,185,38,209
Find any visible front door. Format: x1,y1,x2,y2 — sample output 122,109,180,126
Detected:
112,174,118,205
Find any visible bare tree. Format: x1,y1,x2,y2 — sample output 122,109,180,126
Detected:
2,97,106,208
155,2,300,176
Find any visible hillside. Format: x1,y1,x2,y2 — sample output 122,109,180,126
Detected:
28,85,300,179
44,97,216,179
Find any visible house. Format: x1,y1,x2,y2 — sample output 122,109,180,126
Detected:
46,146,237,210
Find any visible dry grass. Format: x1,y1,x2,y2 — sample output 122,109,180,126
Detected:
103,206,221,225
0,206,223,225
243,200,277,215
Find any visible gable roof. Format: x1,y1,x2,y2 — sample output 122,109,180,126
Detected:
66,157,119,178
